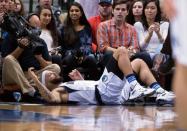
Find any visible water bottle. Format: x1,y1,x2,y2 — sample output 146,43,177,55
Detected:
13,92,22,102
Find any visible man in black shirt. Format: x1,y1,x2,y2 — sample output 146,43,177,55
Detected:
0,3,60,98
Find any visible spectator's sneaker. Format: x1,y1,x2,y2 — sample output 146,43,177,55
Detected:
129,83,155,100
156,91,175,105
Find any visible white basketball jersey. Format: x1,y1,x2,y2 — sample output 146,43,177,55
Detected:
59,80,99,104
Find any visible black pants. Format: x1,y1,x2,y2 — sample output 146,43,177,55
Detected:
62,54,99,81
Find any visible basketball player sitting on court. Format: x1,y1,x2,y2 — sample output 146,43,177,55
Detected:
28,47,175,105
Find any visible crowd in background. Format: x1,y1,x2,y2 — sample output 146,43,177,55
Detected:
0,0,175,104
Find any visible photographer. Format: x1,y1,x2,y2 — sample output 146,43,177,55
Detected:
0,0,60,102
0,0,24,42
0,0,13,88
0,0,11,40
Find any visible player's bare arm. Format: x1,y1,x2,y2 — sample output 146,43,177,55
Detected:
28,67,62,103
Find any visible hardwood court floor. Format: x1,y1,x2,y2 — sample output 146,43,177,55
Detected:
0,104,177,131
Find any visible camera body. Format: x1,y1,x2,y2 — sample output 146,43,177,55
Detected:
2,12,43,54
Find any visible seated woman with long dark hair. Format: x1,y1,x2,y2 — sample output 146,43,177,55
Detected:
60,2,99,81
134,0,169,68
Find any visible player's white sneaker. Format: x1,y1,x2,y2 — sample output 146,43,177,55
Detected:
129,83,155,100
156,91,175,105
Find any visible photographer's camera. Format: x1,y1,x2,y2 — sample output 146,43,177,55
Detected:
2,12,44,54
